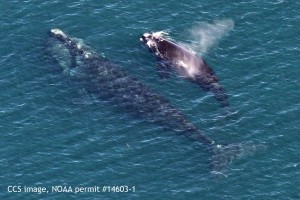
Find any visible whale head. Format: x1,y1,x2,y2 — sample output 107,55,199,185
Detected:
140,32,161,53
46,29,102,78
140,33,155,47
48,28,70,43
140,31,170,55
46,29,81,76
49,28,67,37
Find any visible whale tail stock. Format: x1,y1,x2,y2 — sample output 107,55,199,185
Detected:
182,128,265,175
210,142,266,176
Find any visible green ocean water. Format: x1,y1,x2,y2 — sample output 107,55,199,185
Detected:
1,0,299,199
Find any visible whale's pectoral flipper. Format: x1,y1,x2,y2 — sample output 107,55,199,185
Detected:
194,74,229,107
156,60,172,79
69,52,77,69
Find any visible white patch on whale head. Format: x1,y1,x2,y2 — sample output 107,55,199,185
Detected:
143,33,151,38
140,33,153,44
141,31,169,56
146,40,156,48
152,31,168,39
50,28,67,38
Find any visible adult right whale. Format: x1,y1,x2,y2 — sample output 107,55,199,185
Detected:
140,32,229,107
46,29,260,174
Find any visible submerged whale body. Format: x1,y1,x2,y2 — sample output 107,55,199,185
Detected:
46,29,258,174
140,32,229,107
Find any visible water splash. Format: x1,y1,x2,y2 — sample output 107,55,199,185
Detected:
188,19,234,54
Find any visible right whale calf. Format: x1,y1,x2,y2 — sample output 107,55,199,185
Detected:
46,29,260,174
140,32,229,107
